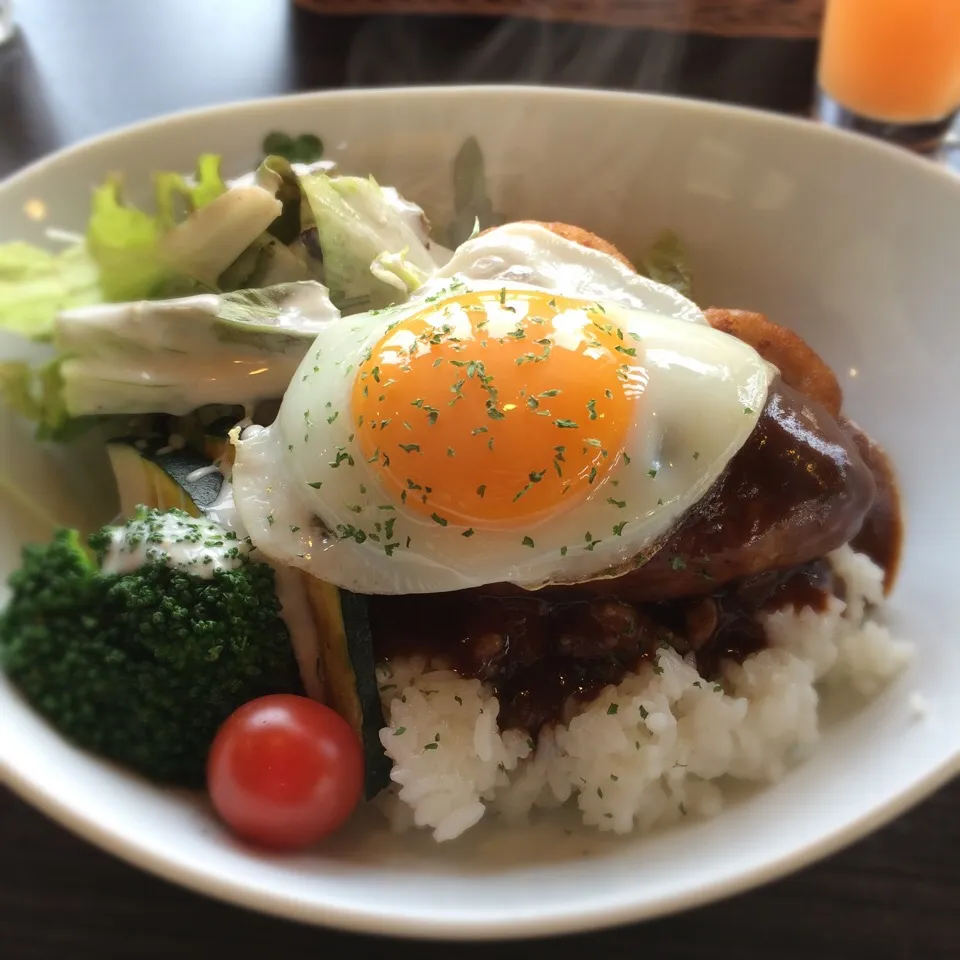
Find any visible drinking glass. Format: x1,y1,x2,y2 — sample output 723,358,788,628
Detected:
816,0,960,154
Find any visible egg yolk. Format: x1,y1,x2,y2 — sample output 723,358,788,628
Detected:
351,289,645,529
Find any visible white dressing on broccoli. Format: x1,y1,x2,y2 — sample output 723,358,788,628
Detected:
100,511,249,578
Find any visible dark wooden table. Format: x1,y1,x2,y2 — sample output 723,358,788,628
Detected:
0,2,957,957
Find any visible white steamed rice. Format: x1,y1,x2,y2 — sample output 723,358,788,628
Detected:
375,546,912,841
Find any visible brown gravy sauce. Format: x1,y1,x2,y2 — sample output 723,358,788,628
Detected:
843,418,903,592
370,560,836,734
370,419,902,736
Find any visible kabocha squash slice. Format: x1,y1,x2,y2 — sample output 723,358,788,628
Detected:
303,575,392,799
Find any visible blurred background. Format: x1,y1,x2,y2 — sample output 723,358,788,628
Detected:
2,0,826,174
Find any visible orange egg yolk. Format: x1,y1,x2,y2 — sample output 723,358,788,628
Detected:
351,289,645,529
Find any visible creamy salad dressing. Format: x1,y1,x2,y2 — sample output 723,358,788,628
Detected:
100,512,249,578
56,283,340,417
381,186,432,243
183,464,222,484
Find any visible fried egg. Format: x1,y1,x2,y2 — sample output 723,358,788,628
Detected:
233,238,774,594
433,221,706,325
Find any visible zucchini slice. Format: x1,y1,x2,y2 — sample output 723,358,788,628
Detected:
303,576,391,799
106,437,225,519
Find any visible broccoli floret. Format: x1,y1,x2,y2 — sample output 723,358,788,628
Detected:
0,509,301,787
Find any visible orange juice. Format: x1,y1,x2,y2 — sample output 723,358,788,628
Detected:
818,0,960,123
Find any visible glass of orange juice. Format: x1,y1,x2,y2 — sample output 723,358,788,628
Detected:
816,0,960,153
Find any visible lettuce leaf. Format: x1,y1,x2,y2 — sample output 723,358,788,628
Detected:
86,176,172,302
154,153,227,230
88,154,237,300
300,173,435,312
0,242,102,340
56,281,337,417
0,358,78,440
157,182,282,289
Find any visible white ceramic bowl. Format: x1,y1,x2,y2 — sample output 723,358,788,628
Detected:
0,87,958,940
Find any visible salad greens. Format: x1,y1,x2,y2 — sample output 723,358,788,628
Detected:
56,281,338,418
0,133,694,445
0,242,101,340
0,146,446,439
300,173,436,310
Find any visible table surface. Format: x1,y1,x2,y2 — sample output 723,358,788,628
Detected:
0,2,957,957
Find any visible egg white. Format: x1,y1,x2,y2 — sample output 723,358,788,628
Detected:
434,222,706,326
232,273,774,594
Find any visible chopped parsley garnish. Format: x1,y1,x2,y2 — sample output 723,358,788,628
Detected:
329,449,354,468
336,524,367,544
462,528,475,538
612,521,627,536
555,419,578,429
670,556,687,571
521,536,535,548
307,481,323,489
476,484,486,498
430,513,448,526
398,443,421,454
586,399,598,420
606,703,619,716
646,467,658,479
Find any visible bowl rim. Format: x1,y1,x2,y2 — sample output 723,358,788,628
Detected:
1,84,958,940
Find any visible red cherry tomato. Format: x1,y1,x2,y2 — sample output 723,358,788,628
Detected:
207,694,364,850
